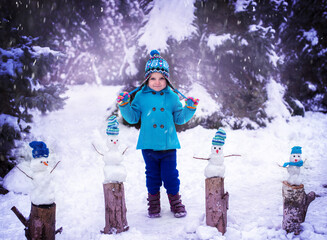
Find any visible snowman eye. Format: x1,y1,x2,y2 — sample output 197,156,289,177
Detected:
116,139,119,142
293,155,295,157
213,147,216,149
219,147,222,150
40,161,42,163
111,140,113,142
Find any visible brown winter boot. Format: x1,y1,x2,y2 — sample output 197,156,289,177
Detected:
147,192,161,218
168,193,187,218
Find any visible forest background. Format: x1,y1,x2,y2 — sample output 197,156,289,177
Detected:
0,0,326,186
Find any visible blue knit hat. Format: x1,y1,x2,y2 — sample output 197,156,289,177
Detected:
212,128,227,146
144,50,170,81
29,141,49,158
291,146,302,154
106,115,119,135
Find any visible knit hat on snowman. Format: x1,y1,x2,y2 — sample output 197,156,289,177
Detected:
106,115,119,136
291,146,302,154
212,128,226,146
29,141,49,158
145,50,170,81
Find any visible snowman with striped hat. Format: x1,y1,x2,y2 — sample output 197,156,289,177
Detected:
204,128,227,178
103,116,126,183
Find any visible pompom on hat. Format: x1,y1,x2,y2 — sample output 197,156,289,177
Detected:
212,128,227,146
29,141,49,158
106,115,119,135
144,50,170,81
291,146,302,154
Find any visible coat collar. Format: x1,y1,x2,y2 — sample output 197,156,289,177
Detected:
142,85,171,94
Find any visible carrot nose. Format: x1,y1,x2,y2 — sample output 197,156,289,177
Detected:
294,159,298,162
216,150,219,154
114,142,116,144
43,162,48,166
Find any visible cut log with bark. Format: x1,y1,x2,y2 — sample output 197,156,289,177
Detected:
11,203,63,240
205,177,229,235
102,182,129,234
282,181,316,235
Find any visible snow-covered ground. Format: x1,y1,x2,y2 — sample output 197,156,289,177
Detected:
1,84,327,240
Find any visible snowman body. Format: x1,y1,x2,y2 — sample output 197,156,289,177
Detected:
287,153,302,185
30,159,55,205
205,145,225,178
103,135,126,183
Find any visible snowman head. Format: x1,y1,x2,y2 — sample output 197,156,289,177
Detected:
30,158,49,172
211,145,223,156
289,146,302,163
106,135,119,149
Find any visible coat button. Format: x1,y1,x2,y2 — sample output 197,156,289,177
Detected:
160,108,164,112
152,107,156,111
160,92,164,95
160,124,164,128
152,91,156,95
153,124,157,128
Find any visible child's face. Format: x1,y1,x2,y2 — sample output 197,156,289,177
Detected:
148,72,167,92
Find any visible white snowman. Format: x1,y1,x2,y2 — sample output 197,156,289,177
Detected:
103,116,126,183
283,146,303,185
29,141,55,205
204,128,227,178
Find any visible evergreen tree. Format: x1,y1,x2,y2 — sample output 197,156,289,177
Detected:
0,2,67,178
279,0,327,113
189,0,276,128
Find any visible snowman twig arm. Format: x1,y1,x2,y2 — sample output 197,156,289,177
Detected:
92,143,104,156
224,154,242,158
122,147,128,155
16,166,33,180
50,161,61,174
193,156,210,160
276,163,285,168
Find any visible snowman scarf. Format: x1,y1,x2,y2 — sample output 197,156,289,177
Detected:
283,160,304,168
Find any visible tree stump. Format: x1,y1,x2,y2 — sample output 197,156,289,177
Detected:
205,177,229,235
11,203,62,240
102,182,129,234
282,181,316,235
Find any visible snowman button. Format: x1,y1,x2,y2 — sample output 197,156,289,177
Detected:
160,92,164,95
160,108,164,111
160,124,164,128
152,107,156,111
153,124,157,128
152,91,156,95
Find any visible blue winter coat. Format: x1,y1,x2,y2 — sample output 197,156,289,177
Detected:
119,85,196,150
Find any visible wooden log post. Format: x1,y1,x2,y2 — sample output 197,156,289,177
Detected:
205,177,229,235
282,181,316,235
102,182,129,234
11,203,63,240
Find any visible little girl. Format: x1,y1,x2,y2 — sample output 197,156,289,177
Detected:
117,50,199,218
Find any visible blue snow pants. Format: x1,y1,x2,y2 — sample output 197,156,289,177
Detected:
142,149,180,195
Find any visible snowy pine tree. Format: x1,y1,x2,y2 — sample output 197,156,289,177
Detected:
278,0,327,113
0,2,67,179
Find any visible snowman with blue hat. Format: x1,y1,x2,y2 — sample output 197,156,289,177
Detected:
283,146,304,185
103,116,126,183
204,128,227,178
29,141,55,205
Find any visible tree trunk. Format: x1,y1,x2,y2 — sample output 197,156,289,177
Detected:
102,182,129,234
12,203,62,240
205,177,229,235
282,181,316,235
